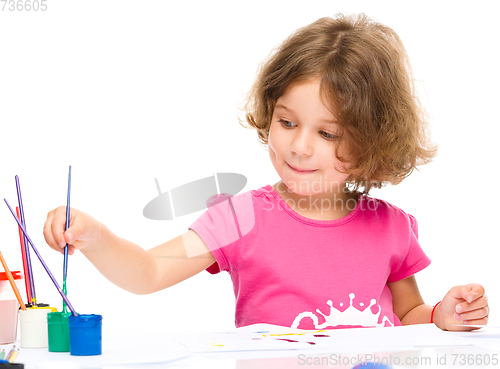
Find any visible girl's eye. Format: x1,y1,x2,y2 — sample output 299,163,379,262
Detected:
278,119,337,140
279,119,295,128
321,131,337,140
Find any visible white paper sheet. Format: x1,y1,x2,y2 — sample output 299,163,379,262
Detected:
171,323,474,353
1,336,190,369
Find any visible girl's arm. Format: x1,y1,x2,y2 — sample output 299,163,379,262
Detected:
388,276,430,324
388,276,489,331
43,206,215,295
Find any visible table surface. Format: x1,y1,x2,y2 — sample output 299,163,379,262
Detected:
1,323,500,369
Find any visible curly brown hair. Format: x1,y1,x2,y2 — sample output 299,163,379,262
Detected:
240,13,437,194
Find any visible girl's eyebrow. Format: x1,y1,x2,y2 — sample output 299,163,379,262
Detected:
274,103,337,124
275,103,291,112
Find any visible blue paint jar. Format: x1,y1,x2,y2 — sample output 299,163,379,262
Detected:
68,314,102,356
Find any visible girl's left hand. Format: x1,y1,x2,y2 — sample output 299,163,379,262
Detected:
434,283,489,331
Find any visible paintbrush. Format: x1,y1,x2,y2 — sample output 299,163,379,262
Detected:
62,165,71,314
4,198,78,315
16,206,31,305
15,175,36,305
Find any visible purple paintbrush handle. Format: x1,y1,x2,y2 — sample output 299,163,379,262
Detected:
4,198,78,316
15,176,36,301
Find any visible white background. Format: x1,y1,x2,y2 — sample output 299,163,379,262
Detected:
0,0,498,334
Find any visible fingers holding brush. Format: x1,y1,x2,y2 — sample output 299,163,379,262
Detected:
44,206,70,253
44,207,100,254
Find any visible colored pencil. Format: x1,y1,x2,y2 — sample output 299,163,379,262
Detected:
16,206,32,304
15,175,37,305
4,347,15,362
7,349,18,363
0,252,26,310
4,198,78,315
0,349,5,360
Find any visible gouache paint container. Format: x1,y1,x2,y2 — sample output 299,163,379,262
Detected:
0,271,23,344
19,308,51,348
47,311,71,352
69,314,102,356
19,307,57,348
19,307,55,348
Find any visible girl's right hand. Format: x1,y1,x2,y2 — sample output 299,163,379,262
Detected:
43,207,102,256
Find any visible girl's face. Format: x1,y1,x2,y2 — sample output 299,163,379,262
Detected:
268,78,350,197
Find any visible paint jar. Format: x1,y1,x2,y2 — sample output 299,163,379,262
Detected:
47,311,71,352
0,271,23,344
19,307,52,348
68,314,102,356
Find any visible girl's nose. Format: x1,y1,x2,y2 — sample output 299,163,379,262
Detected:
290,132,313,156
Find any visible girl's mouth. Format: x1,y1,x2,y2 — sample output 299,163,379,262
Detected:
287,163,317,173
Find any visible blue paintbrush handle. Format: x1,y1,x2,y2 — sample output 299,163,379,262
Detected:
63,165,71,281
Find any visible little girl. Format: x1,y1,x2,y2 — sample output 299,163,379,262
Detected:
43,13,488,331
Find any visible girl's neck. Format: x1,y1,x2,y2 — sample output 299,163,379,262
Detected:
272,181,359,221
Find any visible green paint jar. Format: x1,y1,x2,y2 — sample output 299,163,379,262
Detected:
47,311,71,352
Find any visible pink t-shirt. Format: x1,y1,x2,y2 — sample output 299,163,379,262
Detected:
189,185,431,329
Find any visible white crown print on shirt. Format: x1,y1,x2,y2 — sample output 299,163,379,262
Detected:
291,293,394,329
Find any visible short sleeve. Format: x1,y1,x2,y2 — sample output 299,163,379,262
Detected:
387,214,431,283
188,194,244,274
